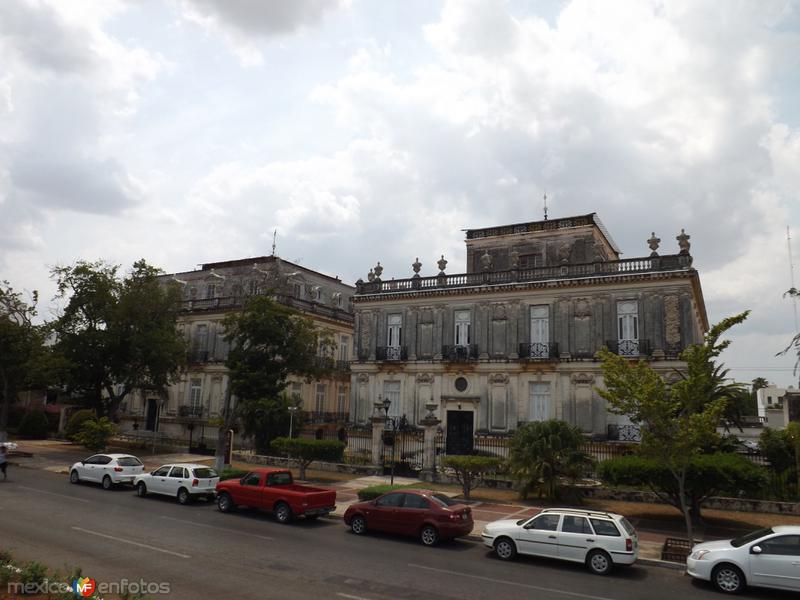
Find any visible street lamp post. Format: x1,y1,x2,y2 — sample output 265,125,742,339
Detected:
381,398,407,486
288,405,299,438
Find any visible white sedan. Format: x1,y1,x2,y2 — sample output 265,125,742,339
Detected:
687,526,800,594
134,463,219,505
69,453,144,489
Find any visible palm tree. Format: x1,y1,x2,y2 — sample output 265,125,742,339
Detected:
508,420,594,500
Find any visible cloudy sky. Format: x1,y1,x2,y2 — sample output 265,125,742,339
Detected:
1,0,799,387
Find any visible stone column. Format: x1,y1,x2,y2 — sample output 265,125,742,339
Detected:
371,403,387,466
420,407,441,482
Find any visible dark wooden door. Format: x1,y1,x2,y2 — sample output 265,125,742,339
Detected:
446,411,474,455
145,398,159,431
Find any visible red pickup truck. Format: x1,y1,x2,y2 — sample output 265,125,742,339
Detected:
215,468,336,523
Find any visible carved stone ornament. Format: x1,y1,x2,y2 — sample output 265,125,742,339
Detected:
664,295,681,345
373,261,384,280
420,308,434,324
437,255,448,274
416,373,434,384
412,257,422,276
558,241,571,264
493,303,507,320
676,229,691,254
489,373,509,384
480,250,493,271
357,373,370,384
509,249,520,268
574,298,592,319
570,372,595,385
367,268,375,282
648,232,661,256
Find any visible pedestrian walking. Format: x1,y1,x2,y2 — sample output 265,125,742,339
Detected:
0,445,8,480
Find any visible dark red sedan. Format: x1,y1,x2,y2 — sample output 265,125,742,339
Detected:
344,488,473,546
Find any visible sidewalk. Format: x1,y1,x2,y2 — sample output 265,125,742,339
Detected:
322,474,676,567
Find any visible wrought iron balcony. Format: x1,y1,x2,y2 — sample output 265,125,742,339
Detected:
605,339,652,357
442,344,479,362
518,342,559,359
187,350,209,364
664,342,683,358
313,356,351,372
178,405,204,418
376,346,408,361
303,411,349,424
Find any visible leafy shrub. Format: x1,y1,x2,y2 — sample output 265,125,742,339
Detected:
356,483,421,501
271,437,345,479
74,417,116,452
442,455,504,500
18,561,47,586
760,427,795,474
17,411,50,439
65,409,96,441
218,468,249,481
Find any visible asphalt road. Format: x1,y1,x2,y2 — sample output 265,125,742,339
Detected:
0,468,792,600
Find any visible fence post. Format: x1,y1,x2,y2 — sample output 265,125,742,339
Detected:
420,413,441,482
371,409,387,467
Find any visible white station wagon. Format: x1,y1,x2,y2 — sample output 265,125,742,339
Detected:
687,526,800,594
481,508,639,575
134,463,219,505
69,454,145,489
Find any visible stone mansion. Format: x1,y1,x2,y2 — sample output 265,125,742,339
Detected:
348,213,707,451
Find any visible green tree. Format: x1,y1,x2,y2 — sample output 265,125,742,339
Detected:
74,417,116,452
220,295,333,458
787,422,800,496
598,311,749,543
52,260,186,419
0,283,58,442
271,437,345,480
442,455,504,500
508,420,594,500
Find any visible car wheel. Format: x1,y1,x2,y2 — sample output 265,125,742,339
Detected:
494,537,517,561
177,488,191,505
136,482,147,497
712,564,746,594
586,549,613,575
274,502,293,524
351,515,367,535
420,525,439,547
102,475,113,490
69,470,80,484
217,492,234,513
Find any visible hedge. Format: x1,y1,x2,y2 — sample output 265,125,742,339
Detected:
271,437,345,479
64,409,95,441
17,411,50,439
218,468,250,481
356,483,423,501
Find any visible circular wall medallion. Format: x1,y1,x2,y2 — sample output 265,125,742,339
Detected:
454,377,468,392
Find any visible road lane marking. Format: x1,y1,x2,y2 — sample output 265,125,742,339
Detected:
337,594,373,600
160,516,275,541
407,564,617,600
16,486,92,503
71,527,190,559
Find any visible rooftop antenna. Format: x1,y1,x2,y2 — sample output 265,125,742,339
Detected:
789,226,799,333
271,229,277,257
543,191,548,221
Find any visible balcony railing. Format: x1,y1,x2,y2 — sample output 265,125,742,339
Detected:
355,253,692,296
179,293,354,324
303,411,349,424
313,357,351,372
178,405,204,418
442,344,479,362
519,342,559,359
376,346,408,361
606,339,652,357
187,350,210,364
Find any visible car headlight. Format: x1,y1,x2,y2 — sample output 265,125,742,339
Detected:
691,550,711,560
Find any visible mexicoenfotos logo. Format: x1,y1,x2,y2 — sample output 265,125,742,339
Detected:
72,576,96,598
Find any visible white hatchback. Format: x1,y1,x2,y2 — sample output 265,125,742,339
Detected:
134,463,219,505
687,526,800,594
481,508,639,575
69,454,145,489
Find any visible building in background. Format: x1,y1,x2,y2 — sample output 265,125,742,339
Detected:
118,255,355,448
757,384,800,430
350,213,708,452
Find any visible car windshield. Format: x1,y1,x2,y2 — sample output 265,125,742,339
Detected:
430,493,459,507
731,528,773,548
193,468,217,479
116,457,142,467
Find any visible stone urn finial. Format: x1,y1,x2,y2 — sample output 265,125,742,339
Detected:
367,268,375,282
676,229,691,254
412,257,422,277
424,402,439,420
647,232,661,256
480,250,493,271
374,261,383,281
437,254,448,275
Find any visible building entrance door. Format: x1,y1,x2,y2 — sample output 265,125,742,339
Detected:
145,398,159,431
446,411,474,455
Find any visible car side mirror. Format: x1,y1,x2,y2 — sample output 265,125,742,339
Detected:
751,545,762,555
80,461,85,465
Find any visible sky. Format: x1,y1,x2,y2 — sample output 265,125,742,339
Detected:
1,0,799,388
